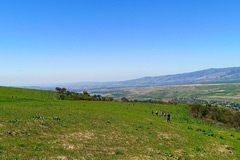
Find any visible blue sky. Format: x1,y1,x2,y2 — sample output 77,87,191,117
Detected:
0,0,240,86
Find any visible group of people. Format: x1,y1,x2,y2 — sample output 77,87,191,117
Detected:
152,110,171,123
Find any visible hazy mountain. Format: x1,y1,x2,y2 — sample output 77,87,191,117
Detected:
26,67,240,90
119,67,240,87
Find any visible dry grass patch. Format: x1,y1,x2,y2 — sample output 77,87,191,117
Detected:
208,142,234,156
131,155,157,160
64,131,95,141
50,155,82,160
157,132,186,142
49,131,95,150
217,144,234,155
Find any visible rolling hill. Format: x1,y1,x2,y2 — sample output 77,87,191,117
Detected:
1,87,240,159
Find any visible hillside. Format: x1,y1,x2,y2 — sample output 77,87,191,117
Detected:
0,87,240,159
0,86,57,102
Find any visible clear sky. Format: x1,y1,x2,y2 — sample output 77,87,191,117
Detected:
0,0,240,86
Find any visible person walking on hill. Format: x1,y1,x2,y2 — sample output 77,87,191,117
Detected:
156,111,158,116
164,113,167,119
152,110,154,115
167,113,171,123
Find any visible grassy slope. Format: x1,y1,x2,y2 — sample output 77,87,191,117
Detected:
97,83,240,102
0,87,240,159
0,86,57,102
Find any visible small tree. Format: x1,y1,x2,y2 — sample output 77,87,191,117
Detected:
83,91,90,96
134,99,139,102
121,97,129,102
56,87,67,100
107,97,114,101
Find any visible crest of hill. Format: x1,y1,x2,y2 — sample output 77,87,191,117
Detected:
0,86,56,101
119,67,240,87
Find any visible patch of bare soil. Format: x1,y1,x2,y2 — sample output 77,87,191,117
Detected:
49,131,95,150
157,132,186,142
131,155,159,160
52,156,68,160
64,131,94,140
50,156,83,160
210,142,234,156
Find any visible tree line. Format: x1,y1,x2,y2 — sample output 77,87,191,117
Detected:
56,87,113,101
190,103,240,130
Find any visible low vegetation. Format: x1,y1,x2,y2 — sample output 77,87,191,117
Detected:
56,87,113,101
190,103,240,130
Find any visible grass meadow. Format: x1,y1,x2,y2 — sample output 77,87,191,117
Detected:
0,87,240,159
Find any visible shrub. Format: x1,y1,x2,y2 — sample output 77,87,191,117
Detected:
190,103,240,130
32,116,45,120
187,126,193,130
121,97,129,102
165,153,174,157
9,119,20,124
18,144,26,147
195,147,205,152
115,150,123,155
226,146,234,150
34,146,42,151
53,117,61,121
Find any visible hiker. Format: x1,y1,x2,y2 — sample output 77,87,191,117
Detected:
167,113,171,123
156,111,158,116
164,113,167,119
152,110,154,115
162,111,164,117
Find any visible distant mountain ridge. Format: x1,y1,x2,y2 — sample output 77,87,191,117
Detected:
26,67,240,90
119,67,240,87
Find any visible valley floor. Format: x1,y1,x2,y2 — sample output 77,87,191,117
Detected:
93,83,240,103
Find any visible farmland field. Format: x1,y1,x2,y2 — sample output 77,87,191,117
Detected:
90,83,240,103
0,87,240,159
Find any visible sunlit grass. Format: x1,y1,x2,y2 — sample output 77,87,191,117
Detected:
0,87,240,159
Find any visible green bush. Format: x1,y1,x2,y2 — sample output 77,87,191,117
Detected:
115,150,123,155
195,147,205,152
190,103,240,130
8,119,20,124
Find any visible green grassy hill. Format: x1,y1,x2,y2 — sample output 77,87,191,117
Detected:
0,86,57,102
0,87,240,159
